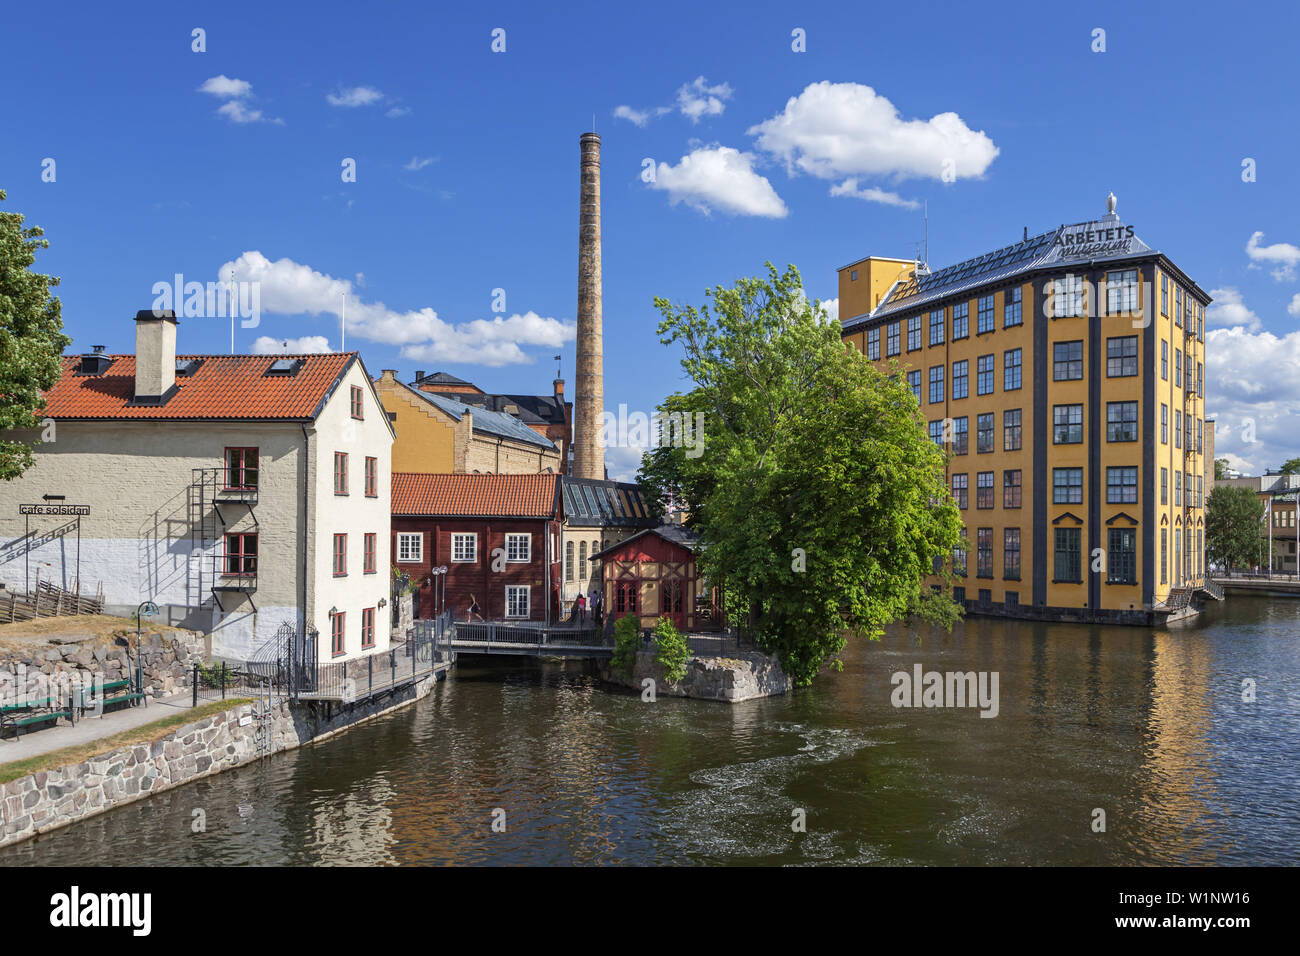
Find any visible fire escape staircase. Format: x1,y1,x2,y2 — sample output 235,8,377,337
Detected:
191,467,259,613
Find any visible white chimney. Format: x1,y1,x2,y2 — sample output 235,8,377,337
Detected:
134,309,178,403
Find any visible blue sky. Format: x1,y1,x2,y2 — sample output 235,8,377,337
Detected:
3,0,1298,478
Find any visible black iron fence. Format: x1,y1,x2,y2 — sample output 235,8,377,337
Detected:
296,629,439,701
448,619,606,648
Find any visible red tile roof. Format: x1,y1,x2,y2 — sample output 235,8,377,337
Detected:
42,353,355,420
392,473,559,518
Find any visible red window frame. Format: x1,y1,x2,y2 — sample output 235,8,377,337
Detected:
361,607,375,649
350,385,364,420
364,456,378,497
223,447,259,491
334,452,349,495
331,611,345,657
223,532,258,576
363,533,376,574
333,533,347,576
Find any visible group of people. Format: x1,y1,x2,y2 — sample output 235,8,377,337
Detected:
462,590,603,626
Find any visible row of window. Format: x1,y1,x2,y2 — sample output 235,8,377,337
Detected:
224,533,390,577
333,452,380,497
1049,402,1139,443
1161,274,1207,341
329,605,378,657
331,532,380,576
1160,469,1204,508
1159,339,1204,395
948,525,1206,587
395,531,533,564
1159,405,1206,451
227,448,381,497
869,289,1024,359
949,527,1138,584
928,409,1023,454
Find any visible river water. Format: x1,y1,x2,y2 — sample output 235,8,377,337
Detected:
4,595,1297,866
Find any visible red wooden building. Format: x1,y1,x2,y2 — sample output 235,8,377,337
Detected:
593,523,712,631
391,473,563,623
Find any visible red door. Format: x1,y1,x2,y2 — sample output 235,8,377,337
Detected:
661,576,685,628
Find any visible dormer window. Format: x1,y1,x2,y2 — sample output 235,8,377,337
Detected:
267,358,303,376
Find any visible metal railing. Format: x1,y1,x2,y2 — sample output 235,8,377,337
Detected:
449,619,606,648
296,630,440,701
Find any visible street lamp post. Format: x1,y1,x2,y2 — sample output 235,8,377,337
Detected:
136,600,159,701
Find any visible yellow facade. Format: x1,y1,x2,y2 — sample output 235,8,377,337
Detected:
374,371,459,473
840,221,1209,623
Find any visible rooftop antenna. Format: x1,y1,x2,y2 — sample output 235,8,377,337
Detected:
555,353,562,378
341,289,346,352
924,200,929,271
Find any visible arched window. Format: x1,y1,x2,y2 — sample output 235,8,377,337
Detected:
565,540,574,581
579,541,588,582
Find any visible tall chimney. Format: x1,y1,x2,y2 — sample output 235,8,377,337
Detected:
574,132,605,480
133,309,178,403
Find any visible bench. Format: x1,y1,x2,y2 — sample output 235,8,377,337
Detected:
1,709,71,739
76,680,147,715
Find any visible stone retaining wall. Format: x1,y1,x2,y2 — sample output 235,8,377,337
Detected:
601,650,790,702
0,670,440,848
0,630,206,705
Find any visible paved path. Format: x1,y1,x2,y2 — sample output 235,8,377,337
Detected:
0,693,228,766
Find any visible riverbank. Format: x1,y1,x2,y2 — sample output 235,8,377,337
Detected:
0,668,443,849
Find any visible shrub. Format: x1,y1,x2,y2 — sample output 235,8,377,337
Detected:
652,617,691,685
611,615,640,679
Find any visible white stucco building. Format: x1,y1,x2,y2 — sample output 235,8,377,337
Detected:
0,311,395,663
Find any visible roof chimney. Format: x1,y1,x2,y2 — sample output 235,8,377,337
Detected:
133,309,178,404
553,377,564,399
415,370,426,382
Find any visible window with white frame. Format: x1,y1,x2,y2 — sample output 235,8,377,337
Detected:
396,533,423,563
1052,275,1085,317
505,533,531,562
452,533,477,562
505,585,530,618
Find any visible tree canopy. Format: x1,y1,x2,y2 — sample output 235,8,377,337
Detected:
1206,485,1264,570
0,190,70,480
639,263,963,686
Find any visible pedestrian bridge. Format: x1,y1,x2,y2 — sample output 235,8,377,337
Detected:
415,620,611,659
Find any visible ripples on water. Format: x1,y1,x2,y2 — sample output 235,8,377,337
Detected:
4,596,1298,866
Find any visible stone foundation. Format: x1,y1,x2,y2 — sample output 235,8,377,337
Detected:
601,650,790,702
0,671,440,848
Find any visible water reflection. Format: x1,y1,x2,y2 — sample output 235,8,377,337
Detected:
3,597,1297,866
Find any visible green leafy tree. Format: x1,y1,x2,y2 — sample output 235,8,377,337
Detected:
1277,457,1300,476
1215,458,1230,480
1206,485,1264,570
0,190,70,480
651,617,691,684
641,263,963,686
610,615,641,679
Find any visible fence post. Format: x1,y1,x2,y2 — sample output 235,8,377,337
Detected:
221,662,226,700
192,663,198,707
369,654,373,694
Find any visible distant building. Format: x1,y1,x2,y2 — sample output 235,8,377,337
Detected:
376,370,561,475
412,370,572,467
559,476,657,606
0,312,394,663
390,472,563,622
1217,474,1300,573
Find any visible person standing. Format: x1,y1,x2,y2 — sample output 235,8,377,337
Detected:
577,593,587,623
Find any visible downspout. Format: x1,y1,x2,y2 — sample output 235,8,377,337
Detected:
300,423,312,663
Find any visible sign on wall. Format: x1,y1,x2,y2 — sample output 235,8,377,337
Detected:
19,504,91,516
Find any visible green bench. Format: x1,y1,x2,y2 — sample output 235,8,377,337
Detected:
1,706,71,739
79,679,148,715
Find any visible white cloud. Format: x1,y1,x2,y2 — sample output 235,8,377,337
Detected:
650,146,788,218
198,75,252,98
829,178,920,210
222,251,575,367
1289,293,1300,318
1207,325,1300,474
385,106,410,118
326,86,384,108
613,105,652,126
1246,231,1300,281
1206,287,1261,332
217,100,282,125
748,81,999,183
403,156,436,171
676,76,732,123
820,297,838,321
251,335,333,354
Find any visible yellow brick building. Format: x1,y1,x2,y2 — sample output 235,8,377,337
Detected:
841,197,1211,623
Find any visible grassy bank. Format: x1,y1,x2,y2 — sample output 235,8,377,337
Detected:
0,698,253,785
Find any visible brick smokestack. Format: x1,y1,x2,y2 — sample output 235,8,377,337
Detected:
574,131,605,480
